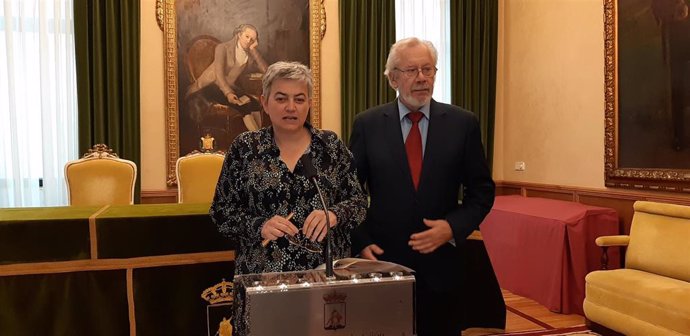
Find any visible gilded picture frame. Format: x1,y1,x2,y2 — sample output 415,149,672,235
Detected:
161,0,326,186
604,0,690,193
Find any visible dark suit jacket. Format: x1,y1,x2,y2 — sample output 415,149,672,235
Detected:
349,99,495,292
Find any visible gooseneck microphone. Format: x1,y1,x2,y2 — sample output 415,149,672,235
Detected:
300,153,334,278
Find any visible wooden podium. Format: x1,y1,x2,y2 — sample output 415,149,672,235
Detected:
233,259,416,335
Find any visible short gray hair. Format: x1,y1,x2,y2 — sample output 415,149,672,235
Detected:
233,24,258,38
262,61,313,98
384,37,438,79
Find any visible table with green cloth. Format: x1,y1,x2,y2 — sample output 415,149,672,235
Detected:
0,203,235,336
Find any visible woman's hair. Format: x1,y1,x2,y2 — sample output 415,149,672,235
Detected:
384,37,438,78
261,61,313,98
233,24,258,38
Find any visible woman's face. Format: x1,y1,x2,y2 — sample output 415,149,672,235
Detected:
261,79,311,133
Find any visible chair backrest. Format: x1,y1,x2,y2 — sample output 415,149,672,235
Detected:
176,151,225,204
186,35,220,81
626,201,690,282
65,144,137,206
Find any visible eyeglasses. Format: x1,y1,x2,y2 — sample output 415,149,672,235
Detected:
394,67,437,78
286,233,323,253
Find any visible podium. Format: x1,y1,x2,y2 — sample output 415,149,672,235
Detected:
233,259,416,335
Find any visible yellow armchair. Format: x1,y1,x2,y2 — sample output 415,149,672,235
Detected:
65,144,137,206
584,201,690,336
594,235,630,270
176,151,225,204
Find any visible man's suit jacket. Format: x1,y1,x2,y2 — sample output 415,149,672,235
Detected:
349,99,495,291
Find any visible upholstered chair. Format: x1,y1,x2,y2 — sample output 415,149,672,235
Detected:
584,201,690,335
176,151,225,204
64,144,137,206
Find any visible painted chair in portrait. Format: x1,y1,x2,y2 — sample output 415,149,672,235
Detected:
176,150,225,204
64,144,137,206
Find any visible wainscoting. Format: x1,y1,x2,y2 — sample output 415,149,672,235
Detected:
142,181,690,234
140,189,177,204
496,181,690,235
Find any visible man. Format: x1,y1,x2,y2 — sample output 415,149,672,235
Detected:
186,23,268,105
349,37,497,335
186,24,268,137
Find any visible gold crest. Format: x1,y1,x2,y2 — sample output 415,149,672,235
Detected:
201,279,234,305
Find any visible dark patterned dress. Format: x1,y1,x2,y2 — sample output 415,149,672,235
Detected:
210,124,367,275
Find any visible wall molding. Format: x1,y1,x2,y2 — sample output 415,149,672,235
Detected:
140,189,177,204
496,181,690,235
143,182,690,232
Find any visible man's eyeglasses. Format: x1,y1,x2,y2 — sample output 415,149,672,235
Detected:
286,233,323,253
395,67,437,78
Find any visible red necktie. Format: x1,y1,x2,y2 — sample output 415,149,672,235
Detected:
405,111,424,190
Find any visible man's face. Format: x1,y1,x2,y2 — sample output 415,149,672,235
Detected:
389,44,436,110
238,28,257,49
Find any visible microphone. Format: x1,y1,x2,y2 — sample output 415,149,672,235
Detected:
300,153,334,278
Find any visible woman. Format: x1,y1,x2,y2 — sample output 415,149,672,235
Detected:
210,61,366,275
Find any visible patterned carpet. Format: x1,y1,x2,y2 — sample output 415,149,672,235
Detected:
501,325,599,336
463,325,599,336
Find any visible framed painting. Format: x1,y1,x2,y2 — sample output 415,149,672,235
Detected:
604,0,690,192
160,0,326,185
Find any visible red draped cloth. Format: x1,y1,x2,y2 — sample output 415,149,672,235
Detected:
481,195,621,315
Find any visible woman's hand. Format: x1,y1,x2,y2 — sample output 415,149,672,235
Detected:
261,214,299,242
303,210,337,242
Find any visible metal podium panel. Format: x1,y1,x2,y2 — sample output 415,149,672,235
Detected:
234,259,416,336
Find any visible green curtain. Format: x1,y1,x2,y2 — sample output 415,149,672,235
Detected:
340,0,397,143
73,0,141,202
451,0,498,167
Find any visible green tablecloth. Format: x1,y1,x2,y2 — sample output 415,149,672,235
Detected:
95,203,231,258
0,203,235,335
0,205,101,264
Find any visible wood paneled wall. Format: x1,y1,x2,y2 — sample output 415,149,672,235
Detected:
143,181,690,234
496,181,690,235
140,190,177,204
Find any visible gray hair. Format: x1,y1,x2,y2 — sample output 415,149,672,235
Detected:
262,61,313,98
233,24,258,38
384,37,438,79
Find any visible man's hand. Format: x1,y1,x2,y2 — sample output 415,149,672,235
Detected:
249,40,259,50
408,218,453,254
360,244,384,261
261,215,299,242
225,92,241,105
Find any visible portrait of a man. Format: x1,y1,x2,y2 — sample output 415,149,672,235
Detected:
618,0,690,169
175,0,310,156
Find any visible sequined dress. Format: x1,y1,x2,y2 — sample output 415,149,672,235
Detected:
210,125,367,275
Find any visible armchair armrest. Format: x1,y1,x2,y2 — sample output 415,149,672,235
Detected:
595,235,630,247
595,235,629,270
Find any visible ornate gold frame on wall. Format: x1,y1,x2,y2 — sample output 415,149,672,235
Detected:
160,0,326,186
603,0,690,193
